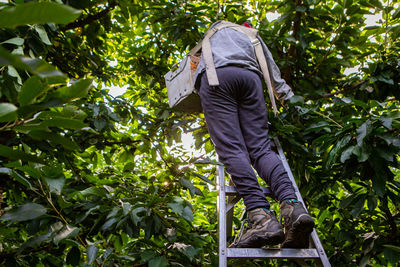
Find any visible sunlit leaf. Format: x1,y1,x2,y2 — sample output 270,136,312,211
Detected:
53,225,80,245
0,2,82,28
18,76,48,106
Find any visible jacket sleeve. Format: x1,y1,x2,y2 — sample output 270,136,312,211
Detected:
258,35,294,101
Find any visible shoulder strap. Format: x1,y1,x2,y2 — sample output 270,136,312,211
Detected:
194,21,279,115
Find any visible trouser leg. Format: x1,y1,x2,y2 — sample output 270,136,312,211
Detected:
235,69,297,202
199,67,269,210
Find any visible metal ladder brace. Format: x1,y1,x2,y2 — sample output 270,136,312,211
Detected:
217,137,331,267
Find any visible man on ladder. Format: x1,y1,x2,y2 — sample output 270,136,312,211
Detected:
194,20,314,249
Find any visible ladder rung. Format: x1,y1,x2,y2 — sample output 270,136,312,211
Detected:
227,248,320,259
225,186,272,196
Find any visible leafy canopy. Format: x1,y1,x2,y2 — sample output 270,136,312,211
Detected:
0,0,399,266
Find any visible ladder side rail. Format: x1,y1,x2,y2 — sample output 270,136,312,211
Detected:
217,165,228,267
226,202,234,240
226,179,236,241
273,137,331,267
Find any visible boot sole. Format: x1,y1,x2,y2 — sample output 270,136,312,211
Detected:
282,214,315,248
233,230,285,248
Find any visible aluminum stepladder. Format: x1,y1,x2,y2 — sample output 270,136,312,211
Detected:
217,137,331,267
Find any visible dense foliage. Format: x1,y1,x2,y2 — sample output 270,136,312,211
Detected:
0,0,399,266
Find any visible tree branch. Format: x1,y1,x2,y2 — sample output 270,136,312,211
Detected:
283,0,303,88
103,139,141,146
321,80,366,98
61,1,117,31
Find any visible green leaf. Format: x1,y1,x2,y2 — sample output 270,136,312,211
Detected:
79,186,107,197
359,255,370,267
182,206,193,222
87,245,98,265
393,7,400,19
340,195,356,209
182,245,199,260
18,76,48,106
131,207,146,225
122,202,132,216
194,159,224,166
11,170,33,189
356,121,372,146
149,256,168,267
367,196,377,211
377,134,400,147
193,172,214,185
0,47,66,80
352,196,365,218
101,217,118,231
168,202,184,215
383,245,400,253
327,135,351,168
28,130,80,150
384,246,400,265
340,145,355,163
376,147,394,161
0,102,17,122
94,119,107,131
289,95,304,104
34,25,52,45
40,117,87,129
180,177,199,196
380,118,392,129
0,203,46,222
295,6,307,12
141,250,157,263
1,37,24,46
0,2,82,28
352,145,369,162
54,79,92,102
19,233,51,252
304,121,330,134
8,65,21,84
372,174,386,197
53,225,80,245
66,246,81,266
368,0,383,9
0,144,46,164
45,176,65,194
21,58,66,80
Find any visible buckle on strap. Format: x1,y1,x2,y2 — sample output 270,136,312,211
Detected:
251,39,260,46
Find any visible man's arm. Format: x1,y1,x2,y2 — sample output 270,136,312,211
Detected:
258,35,294,101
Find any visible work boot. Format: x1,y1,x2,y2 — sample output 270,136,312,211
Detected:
230,208,285,248
280,200,315,248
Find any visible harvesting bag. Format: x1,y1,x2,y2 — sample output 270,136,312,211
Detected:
164,55,202,113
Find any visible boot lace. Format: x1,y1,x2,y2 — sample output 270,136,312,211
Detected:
233,218,252,246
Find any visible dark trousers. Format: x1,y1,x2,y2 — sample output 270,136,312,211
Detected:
199,66,296,210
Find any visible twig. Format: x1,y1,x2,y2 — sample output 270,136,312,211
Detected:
38,179,87,248
61,1,117,31
0,117,38,131
313,110,343,128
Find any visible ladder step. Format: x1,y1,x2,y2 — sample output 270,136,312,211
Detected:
227,248,320,259
225,186,271,196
